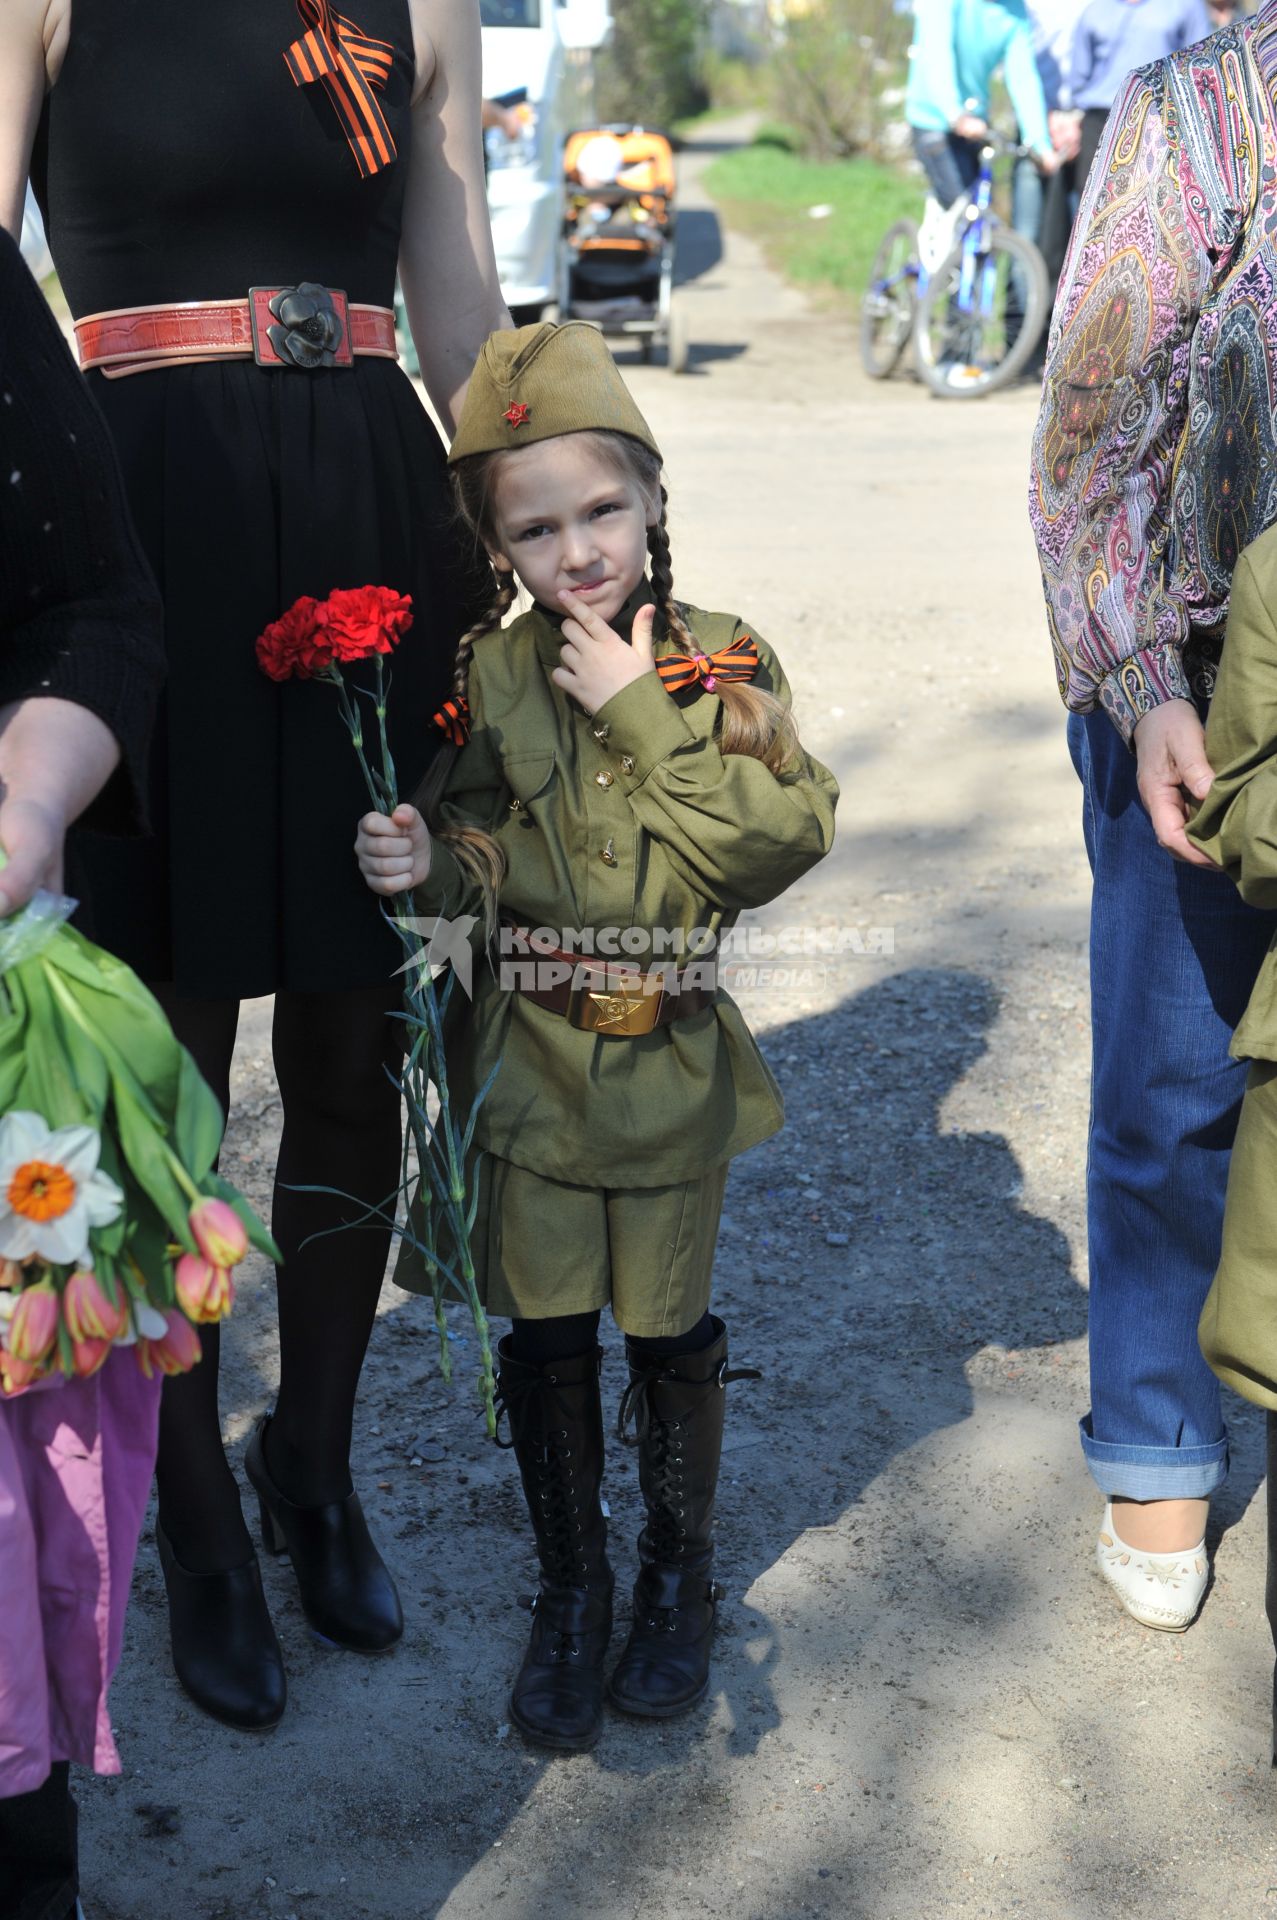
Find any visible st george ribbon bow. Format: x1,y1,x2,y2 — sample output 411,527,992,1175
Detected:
284,0,398,179
431,695,471,748
655,633,759,694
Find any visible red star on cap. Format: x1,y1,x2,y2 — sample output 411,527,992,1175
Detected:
504,402,531,429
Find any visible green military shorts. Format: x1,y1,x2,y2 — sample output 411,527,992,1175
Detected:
1200,1056,1277,1409
420,1155,729,1337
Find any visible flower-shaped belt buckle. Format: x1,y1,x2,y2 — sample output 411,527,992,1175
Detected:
249,283,353,369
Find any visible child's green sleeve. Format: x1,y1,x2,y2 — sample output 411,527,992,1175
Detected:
1189,548,1277,906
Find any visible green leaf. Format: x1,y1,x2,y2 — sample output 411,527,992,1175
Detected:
122,1211,176,1299
112,1077,193,1240
20,967,90,1126
172,1049,225,1178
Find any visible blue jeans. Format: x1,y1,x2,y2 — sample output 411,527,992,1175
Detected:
1070,709,1277,1498
910,127,981,211
1012,152,1044,248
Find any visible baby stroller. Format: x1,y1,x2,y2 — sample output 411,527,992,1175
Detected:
559,125,689,373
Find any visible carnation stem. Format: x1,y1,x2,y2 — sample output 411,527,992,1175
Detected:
323,655,497,1432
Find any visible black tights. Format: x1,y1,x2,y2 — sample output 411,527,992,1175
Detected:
509,1309,717,1370
0,1762,78,1920
154,983,402,1572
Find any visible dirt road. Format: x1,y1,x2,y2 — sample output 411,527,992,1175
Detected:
81,132,1277,1920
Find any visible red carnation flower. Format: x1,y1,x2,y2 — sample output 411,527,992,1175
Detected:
323,586,414,664
256,596,331,682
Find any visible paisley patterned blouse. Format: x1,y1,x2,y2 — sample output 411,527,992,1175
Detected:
1029,5,1277,743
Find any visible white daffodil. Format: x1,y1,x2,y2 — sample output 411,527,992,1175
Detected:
0,1111,124,1267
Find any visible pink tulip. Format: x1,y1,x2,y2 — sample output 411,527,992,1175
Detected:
189,1199,249,1270
63,1268,129,1344
174,1254,236,1325
7,1280,59,1364
136,1309,203,1379
70,1336,112,1379
0,1348,44,1396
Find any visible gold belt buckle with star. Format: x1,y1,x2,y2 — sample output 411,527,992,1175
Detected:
566,965,663,1037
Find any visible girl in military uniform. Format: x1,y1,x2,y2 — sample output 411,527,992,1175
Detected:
355,322,838,1752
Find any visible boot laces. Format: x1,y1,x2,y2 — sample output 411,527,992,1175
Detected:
496,1372,594,1586
616,1355,762,1449
618,1353,758,1633
645,1416,687,1564
522,1590,590,1663
534,1437,590,1585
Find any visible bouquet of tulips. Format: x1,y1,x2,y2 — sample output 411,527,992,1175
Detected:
257,585,499,1432
0,885,279,1398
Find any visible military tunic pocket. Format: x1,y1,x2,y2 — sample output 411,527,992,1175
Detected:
502,750,556,816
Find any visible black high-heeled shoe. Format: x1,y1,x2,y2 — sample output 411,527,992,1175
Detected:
244,1412,403,1652
156,1522,287,1731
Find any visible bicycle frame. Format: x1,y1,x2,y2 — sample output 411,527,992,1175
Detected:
866,133,1028,314
955,145,999,317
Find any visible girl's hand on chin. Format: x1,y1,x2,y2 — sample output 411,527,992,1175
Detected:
354,804,432,894
551,596,657,714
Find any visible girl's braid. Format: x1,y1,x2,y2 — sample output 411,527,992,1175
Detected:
645,487,695,648
451,571,516,706
411,568,516,841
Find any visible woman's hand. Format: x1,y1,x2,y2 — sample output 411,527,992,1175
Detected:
0,698,121,914
355,803,432,894
1133,698,1219,868
551,597,656,715
0,796,66,914
1049,109,1082,163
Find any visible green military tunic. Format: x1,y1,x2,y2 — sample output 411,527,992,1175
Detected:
395,586,839,1327
1188,527,1277,1407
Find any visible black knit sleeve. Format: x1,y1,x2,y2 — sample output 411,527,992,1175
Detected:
0,227,163,832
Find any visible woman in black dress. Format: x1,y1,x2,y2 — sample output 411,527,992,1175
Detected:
2,0,509,1728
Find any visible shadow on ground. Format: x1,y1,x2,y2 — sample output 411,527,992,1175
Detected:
79,966,1087,1916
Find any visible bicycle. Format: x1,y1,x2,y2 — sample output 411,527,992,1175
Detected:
860,130,1051,400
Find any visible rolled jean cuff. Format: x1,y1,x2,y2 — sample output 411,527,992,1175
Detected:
1079,1418,1229,1499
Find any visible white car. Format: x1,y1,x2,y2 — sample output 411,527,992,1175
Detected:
481,0,609,321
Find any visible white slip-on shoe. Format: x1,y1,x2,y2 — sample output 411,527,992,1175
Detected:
1096,1502,1209,1632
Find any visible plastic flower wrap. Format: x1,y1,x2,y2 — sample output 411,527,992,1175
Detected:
257,586,498,1432
0,883,279,1398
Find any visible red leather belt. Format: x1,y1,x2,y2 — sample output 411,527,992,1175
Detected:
74,284,399,379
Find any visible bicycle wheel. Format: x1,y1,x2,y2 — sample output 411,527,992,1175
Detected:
912,223,1050,399
860,219,920,381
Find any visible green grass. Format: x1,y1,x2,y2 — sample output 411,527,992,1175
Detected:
703,142,922,311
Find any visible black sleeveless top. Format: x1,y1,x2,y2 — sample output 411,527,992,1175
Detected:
31,0,488,998
33,0,413,314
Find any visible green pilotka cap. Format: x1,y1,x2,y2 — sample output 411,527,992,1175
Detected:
448,320,662,464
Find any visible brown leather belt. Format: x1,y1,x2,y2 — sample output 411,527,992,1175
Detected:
502,925,717,1037
74,284,399,379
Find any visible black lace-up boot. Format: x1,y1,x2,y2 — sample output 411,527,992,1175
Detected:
608,1317,760,1719
496,1337,614,1752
